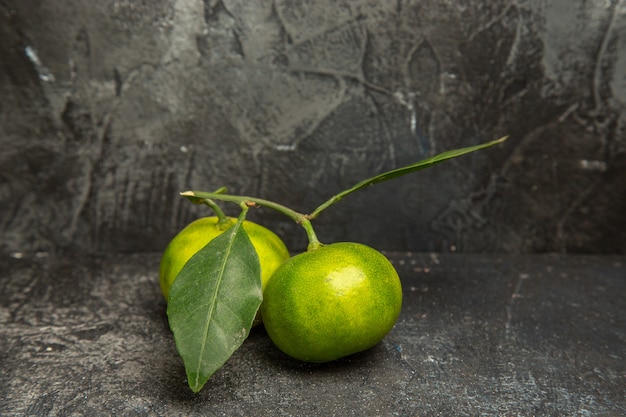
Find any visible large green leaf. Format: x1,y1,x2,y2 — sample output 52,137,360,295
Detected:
166,210,262,393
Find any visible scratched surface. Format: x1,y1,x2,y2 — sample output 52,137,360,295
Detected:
1,0,626,254
1,252,624,415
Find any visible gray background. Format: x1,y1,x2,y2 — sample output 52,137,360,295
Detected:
1,0,625,255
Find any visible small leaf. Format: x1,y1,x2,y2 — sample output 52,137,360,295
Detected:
167,209,262,393
310,136,508,218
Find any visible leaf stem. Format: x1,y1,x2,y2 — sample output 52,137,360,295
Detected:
237,202,250,218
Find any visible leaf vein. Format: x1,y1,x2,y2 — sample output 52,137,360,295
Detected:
193,220,242,388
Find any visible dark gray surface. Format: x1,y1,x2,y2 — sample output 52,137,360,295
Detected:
1,252,624,416
2,0,625,254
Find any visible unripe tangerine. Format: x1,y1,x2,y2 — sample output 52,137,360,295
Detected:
159,216,290,306
261,242,402,363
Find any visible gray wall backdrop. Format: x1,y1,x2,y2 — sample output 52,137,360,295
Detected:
1,0,625,255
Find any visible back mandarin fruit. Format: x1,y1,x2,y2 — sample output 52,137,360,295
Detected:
159,217,290,321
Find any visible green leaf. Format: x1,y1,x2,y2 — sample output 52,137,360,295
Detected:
310,136,508,218
166,209,262,393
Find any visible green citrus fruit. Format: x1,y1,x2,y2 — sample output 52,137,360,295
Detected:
261,242,402,363
159,216,290,307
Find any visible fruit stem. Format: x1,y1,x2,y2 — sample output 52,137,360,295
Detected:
301,219,323,251
185,187,231,227
181,190,324,248
182,191,303,222
202,198,229,226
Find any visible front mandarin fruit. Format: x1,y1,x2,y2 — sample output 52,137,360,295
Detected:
261,242,402,363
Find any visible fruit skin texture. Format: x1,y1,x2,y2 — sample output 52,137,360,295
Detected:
159,216,290,301
261,242,403,363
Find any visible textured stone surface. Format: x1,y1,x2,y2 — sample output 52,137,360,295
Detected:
1,252,624,415
1,0,625,254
